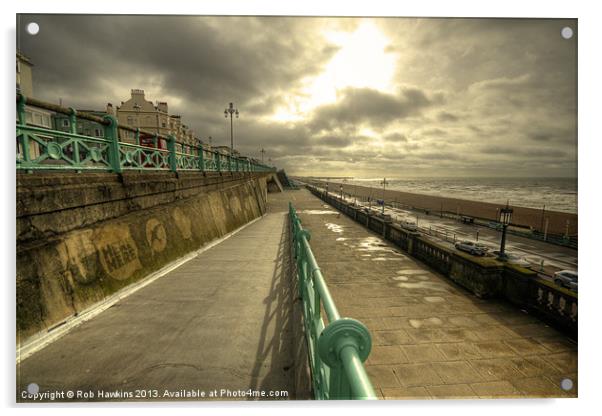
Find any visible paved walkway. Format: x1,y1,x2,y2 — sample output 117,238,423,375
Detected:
17,196,295,401
294,189,577,399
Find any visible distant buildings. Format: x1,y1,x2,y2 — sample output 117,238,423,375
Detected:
16,52,52,130
16,54,226,157
116,89,197,149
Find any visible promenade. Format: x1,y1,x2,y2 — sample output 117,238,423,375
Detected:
17,194,298,401
293,189,577,399
17,188,577,401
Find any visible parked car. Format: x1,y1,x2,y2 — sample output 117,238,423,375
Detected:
492,251,531,268
455,240,486,256
554,270,578,292
400,220,418,232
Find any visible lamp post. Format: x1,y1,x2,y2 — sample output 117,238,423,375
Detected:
340,184,344,200
224,102,239,156
260,148,265,163
498,202,513,259
380,178,389,215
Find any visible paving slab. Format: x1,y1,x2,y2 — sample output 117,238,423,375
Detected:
294,188,577,399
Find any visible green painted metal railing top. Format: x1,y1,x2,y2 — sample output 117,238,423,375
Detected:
289,202,377,400
16,94,276,174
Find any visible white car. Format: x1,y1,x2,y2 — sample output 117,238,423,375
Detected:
400,220,418,232
455,240,486,256
554,270,578,292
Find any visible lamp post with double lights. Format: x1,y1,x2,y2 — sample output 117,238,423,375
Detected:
224,102,239,156
498,202,513,259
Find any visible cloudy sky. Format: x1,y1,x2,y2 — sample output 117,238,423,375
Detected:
17,15,577,177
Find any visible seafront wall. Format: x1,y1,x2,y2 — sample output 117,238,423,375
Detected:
307,185,578,337
312,180,577,236
17,172,269,342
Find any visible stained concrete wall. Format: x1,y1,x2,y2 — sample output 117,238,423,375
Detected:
17,172,269,343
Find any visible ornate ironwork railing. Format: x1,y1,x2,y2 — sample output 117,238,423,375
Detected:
16,94,275,174
289,202,377,400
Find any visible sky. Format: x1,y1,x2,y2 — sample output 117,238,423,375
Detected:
17,15,577,178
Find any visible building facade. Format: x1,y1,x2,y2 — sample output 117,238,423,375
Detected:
116,89,197,149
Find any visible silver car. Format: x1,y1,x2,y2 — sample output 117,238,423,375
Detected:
455,240,486,256
554,270,578,292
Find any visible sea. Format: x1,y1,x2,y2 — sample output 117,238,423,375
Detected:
346,177,577,214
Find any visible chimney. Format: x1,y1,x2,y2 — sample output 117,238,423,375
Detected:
106,102,114,115
157,101,168,113
131,89,145,99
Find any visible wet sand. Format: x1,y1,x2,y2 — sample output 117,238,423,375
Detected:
309,180,577,236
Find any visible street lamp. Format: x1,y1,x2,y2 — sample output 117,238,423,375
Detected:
340,184,344,200
498,202,513,259
380,178,389,215
224,102,239,156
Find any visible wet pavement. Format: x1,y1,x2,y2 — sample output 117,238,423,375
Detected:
293,188,577,399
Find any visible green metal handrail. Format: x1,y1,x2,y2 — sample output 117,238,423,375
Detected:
289,202,377,400
16,94,275,174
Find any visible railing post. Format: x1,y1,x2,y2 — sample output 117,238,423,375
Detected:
167,135,177,172
198,143,204,172
16,94,31,165
17,93,27,125
318,318,375,399
103,115,122,173
68,108,77,134
68,108,81,170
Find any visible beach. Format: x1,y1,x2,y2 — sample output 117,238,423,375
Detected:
312,180,577,236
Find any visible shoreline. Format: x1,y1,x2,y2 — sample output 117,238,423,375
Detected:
305,179,578,236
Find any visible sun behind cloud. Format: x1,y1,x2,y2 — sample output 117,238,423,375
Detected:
269,20,397,122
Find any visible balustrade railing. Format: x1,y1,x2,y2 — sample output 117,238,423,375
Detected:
289,202,377,400
16,94,275,174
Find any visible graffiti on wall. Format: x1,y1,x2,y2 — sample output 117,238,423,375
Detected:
146,218,167,253
94,224,142,280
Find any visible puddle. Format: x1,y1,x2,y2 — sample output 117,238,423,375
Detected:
299,210,338,215
396,269,430,276
424,296,445,303
361,254,372,257
397,281,448,291
336,237,349,241
409,317,443,329
325,223,343,233
392,275,409,281
416,275,431,281
357,236,394,253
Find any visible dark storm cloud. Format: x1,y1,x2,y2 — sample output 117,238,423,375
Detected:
308,87,432,133
18,14,338,115
479,145,566,158
383,132,408,142
17,15,577,177
437,111,459,122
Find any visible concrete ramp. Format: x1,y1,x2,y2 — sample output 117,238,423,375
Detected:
17,208,301,401
266,172,284,193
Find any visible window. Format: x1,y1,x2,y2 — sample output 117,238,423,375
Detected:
127,116,134,125
62,119,70,127
162,122,166,128
94,128,102,137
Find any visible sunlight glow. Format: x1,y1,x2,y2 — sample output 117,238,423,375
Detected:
268,20,397,123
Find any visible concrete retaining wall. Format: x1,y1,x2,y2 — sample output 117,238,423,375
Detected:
17,172,269,343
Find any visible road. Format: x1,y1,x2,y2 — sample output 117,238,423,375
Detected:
312,186,577,283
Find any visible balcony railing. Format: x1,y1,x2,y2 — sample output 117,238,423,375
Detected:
289,202,377,400
16,94,274,174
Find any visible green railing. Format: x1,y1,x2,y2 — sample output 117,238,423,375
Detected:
16,94,275,174
289,202,377,400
